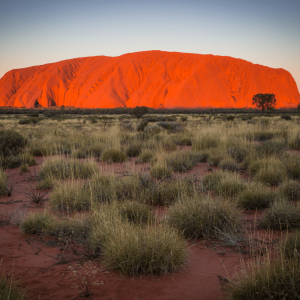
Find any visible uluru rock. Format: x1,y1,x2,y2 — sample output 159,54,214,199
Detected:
0,51,299,108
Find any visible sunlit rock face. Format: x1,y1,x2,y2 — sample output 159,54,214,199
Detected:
0,51,299,108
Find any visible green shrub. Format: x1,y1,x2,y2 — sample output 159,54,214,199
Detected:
30,147,46,156
0,129,27,157
208,152,223,167
102,148,126,162
168,196,242,239
20,211,55,235
0,169,7,196
279,180,300,201
102,223,187,276
237,183,276,210
259,201,300,230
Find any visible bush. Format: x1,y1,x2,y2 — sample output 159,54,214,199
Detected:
144,124,162,135
259,201,300,230
102,223,187,276
226,115,235,121
137,120,149,132
0,129,27,157
102,148,126,162
168,196,242,239
281,115,292,120
237,183,276,210
0,169,7,196
20,211,55,235
279,180,300,201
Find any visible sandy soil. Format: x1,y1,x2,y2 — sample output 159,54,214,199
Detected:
0,157,271,300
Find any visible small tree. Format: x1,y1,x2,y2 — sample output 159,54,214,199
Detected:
252,94,277,111
131,106,149,120
297,103,300,110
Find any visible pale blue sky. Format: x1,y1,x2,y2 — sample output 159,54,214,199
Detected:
0,0,299,90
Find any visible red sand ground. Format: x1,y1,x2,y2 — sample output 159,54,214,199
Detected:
0,157,274,300
1,51,299,109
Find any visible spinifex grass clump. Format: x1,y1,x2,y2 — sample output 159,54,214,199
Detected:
20,211,55,235
279,180,300,201
280,153,300,180
150,165,172,179
102,222,187,276
192,134,221,151
280,230,300,259
259,201,300,230
202,171,246,198
225,254,300,300
237,182,276,210
137,149,153,163
50,181,91,212
126,141,142,157
0,168,7,196
0,260,26,300
118,201,153,224
167,196,242,239
38,158,99,186
220,158,241,173
101,148,126,162
146,179,195,206
256,138,286,156
165,151,194,172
